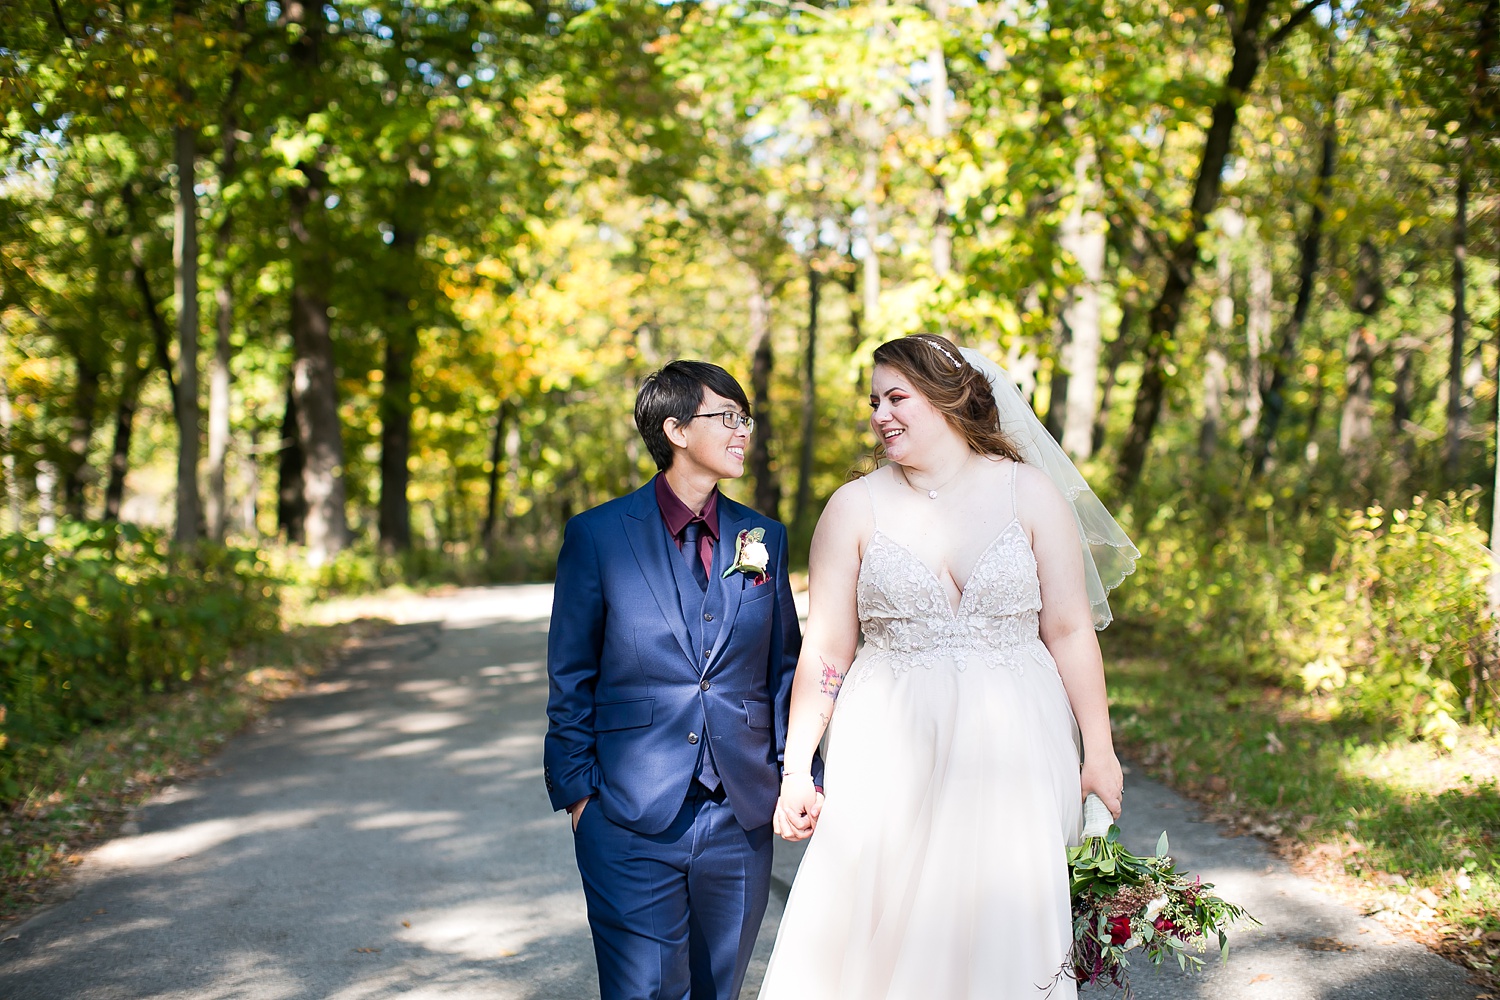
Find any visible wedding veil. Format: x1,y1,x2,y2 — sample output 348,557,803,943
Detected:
959,347,1140,630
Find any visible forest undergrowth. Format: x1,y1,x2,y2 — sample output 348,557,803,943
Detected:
0,525,366,920
1109,471,1500,986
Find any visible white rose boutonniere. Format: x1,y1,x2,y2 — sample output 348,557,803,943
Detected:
722,527,770,585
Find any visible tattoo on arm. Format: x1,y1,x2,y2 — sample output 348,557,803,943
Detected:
818,656,846,699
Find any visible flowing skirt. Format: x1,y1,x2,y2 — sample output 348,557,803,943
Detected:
759,640,1083,1000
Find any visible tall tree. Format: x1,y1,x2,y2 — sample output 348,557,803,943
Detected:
1115,0,1328,491
171,1,203,543
1250,67,1340,476
793,258,822,536
281,2,348,563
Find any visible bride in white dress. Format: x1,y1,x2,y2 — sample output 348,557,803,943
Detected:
760,335,1137,1000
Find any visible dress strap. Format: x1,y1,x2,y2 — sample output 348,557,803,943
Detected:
862,475,880,530
1009,460,1019,522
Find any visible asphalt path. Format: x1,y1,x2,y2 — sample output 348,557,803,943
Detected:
0,585,1482,999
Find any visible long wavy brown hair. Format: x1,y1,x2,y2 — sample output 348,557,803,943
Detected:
871,334,1024,464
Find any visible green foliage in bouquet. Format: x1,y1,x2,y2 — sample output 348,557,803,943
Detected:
1067,823,1257,995
0,523,283,799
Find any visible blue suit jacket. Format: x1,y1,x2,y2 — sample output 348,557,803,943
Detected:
544,481,804,835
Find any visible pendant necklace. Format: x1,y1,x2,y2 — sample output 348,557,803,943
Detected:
900,456,969,500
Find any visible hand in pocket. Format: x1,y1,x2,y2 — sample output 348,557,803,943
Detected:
569,795,591,832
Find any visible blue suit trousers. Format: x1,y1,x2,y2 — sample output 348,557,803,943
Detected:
573,789,773,1000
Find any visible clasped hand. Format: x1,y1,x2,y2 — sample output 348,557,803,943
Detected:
772,774,823,841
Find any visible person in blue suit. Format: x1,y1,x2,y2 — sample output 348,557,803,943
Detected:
545,360,811,1000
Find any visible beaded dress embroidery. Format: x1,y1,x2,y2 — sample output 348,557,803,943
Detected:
759,463,1083,1000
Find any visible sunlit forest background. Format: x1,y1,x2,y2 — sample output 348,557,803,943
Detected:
3,0,1499,767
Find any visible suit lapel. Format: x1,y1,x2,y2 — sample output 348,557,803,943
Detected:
623,485,697,668
706,500,752,668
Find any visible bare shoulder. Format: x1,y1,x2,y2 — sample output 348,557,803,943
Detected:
1013,462,1077,533
818,478,875,532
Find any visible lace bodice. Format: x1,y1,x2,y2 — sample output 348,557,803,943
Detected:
852,464,1050,677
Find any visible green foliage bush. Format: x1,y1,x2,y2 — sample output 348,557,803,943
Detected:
0,523,282,798
1121,491,1496,742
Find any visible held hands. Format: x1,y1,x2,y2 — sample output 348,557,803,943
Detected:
1080,750,1124,820
772,773,823,841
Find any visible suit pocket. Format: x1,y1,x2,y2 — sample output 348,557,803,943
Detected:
741,581,775,604
743,700,772,729
595,698,654,732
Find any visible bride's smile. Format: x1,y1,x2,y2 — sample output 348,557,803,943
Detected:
870,365,973,481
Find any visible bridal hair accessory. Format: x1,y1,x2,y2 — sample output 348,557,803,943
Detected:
958,347,1140,629
920,336,964,369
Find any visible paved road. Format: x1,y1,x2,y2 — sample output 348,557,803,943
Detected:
0,586,1482,999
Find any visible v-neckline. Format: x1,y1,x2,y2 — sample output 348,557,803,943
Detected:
866,518,1026,617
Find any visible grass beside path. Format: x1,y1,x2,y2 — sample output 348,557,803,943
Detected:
0,622,357,924
1105,635,1500,989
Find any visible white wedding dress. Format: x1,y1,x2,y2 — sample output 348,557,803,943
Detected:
760,466,1083,999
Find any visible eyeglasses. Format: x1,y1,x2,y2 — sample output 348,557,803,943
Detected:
690,410,756,432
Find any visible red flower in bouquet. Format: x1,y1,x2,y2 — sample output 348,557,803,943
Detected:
1065,796,1257,996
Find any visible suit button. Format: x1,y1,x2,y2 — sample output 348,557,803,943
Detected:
703,613,713,622
700,679,711,691
688,732,700,745
703,650,711,658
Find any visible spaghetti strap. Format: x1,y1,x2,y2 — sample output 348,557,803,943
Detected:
1009,460,1019,522
862,475,880,530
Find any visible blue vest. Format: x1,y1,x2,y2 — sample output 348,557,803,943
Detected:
662,518,725,786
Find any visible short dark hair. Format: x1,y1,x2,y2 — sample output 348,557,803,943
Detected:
634,360,751,471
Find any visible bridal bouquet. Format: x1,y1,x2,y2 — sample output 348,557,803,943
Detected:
1067,796,1256,995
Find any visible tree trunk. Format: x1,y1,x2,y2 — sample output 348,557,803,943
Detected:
205,58,242,543
1059,143,1105,458
1339,239,1384,478
1489,258,1500,717
1200,349,1229,461
283,5,346,564
63,349,101,520
1390,336,1419,489
842,266,862,353
0,327,17,532
1446,162,1469,484
378,194,424,554
860,111,882,334
482,402,507,546
1115,0,1324,491
103,333,150,522
747,277,781,518
1202,221,1237,460
1092,333,1124,455
1300,360,1328,466
205,268,233,539
1093,225,1147,453
794,261,821,536
276,378,306,544
926,0,952,291
1239,237,1272,444
1338,327,1375,455
1044,334,1070,444
289,177,349,565
173,124,202,543
111,228,177,521
1251,74,1338,477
